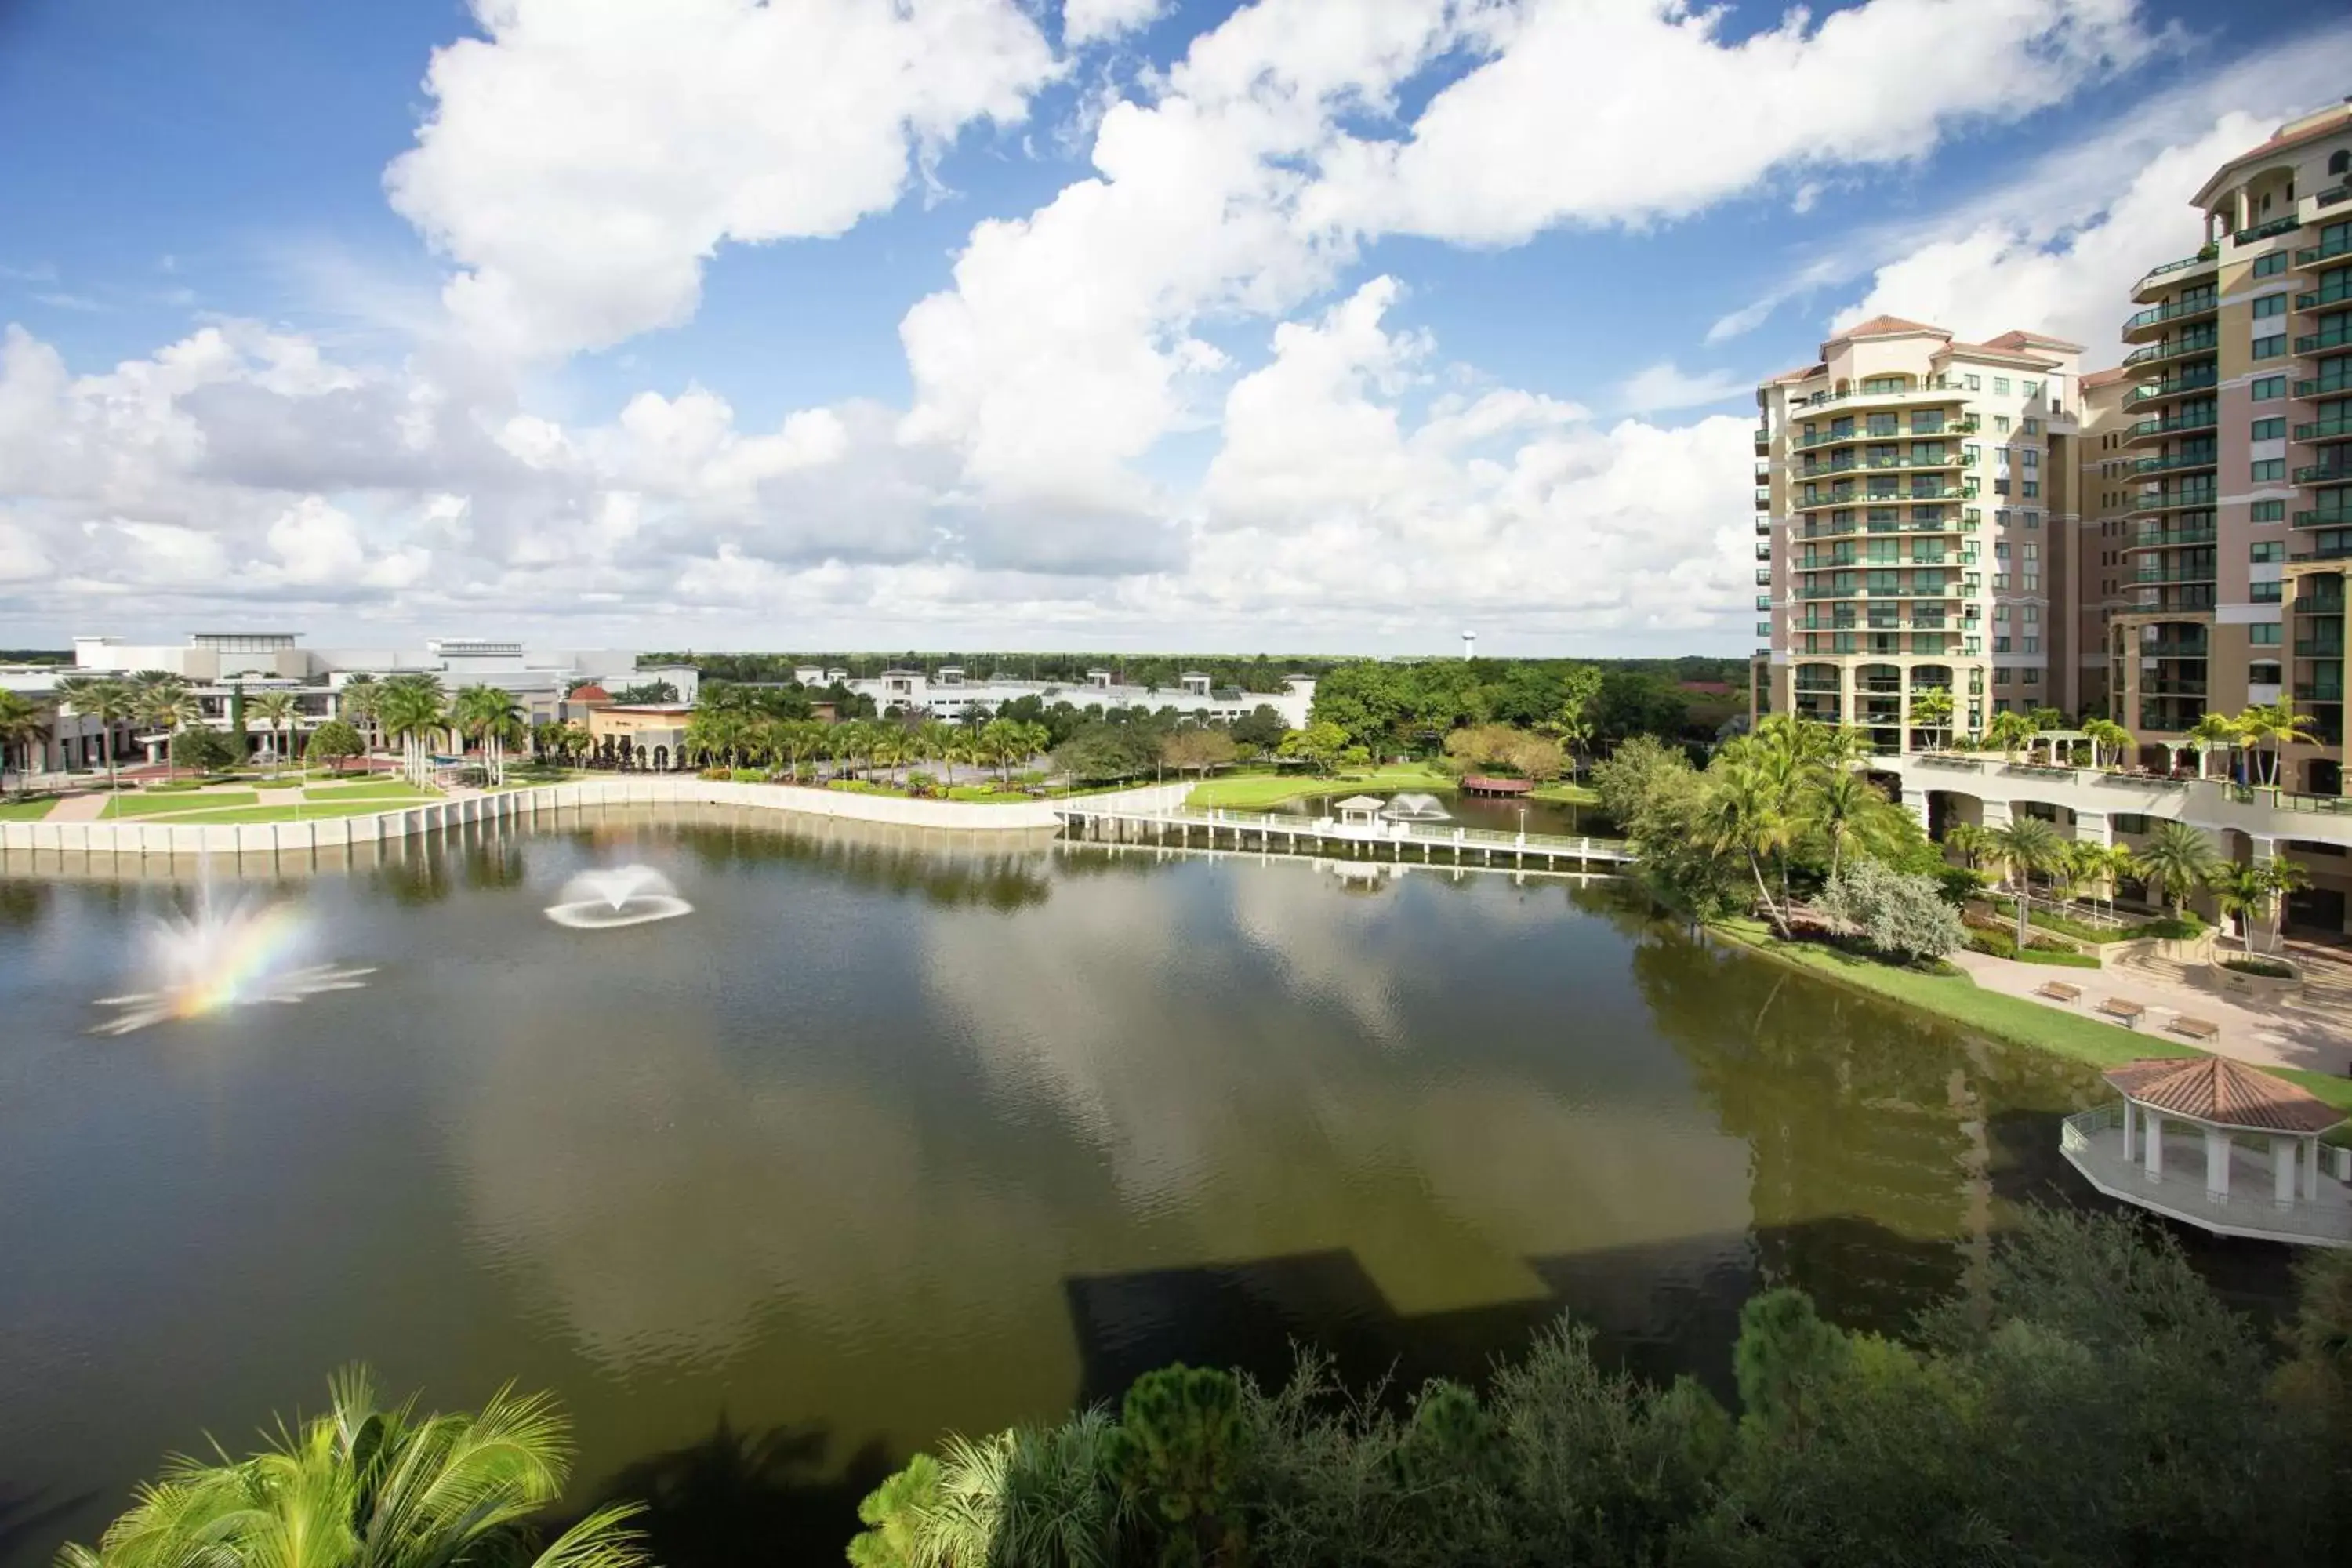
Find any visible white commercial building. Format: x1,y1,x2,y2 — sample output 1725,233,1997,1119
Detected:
848,666,1316,728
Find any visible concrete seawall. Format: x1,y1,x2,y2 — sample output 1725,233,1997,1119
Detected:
0,778,1196,865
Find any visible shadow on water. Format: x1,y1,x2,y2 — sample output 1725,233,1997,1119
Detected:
0,1489,98,1567
579,1417,897,1568
670,818,1054,911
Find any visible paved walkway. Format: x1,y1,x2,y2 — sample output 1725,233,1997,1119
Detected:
43,792,113,822
1951,945,2352,1076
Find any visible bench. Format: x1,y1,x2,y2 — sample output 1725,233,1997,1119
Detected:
2034,981,2083,1004
2166,1014,2220,1041
2096,998,2147,1028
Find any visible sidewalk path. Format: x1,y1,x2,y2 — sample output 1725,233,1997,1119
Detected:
1949,947,2351,1076
44,793,111,822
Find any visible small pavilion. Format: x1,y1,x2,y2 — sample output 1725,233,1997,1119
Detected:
2062,1055,2352,1247
1332,795,1386,826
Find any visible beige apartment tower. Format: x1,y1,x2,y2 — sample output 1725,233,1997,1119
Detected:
1751,318,2085,750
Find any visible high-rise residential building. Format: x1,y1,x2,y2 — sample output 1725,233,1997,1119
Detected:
1750,318,2084,750
2100,98,2351,794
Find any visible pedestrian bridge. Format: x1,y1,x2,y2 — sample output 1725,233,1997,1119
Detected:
1053,803,1633,870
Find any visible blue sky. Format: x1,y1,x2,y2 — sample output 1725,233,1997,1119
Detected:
2,0,2349,655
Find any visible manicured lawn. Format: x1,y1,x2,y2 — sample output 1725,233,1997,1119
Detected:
101,791,262,818
301,781,437,801
0,797,58,822
153,800,429,826
1711,918,2352,1113
1187,764,1451,810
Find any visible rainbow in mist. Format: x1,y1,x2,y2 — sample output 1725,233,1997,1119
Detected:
91,888,374,1036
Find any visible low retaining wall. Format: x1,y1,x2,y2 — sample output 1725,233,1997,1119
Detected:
0,778,1195,862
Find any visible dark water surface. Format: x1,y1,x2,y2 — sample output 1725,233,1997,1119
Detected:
0,803,2211,1564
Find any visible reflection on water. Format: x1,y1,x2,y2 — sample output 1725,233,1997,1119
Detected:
0,804,2176,1568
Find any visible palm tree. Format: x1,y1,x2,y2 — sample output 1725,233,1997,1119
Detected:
2133,819,2221,920
139,685,204,782
1810,766,1899,882
1987,815,2068,949
0,690,51,798
2206,862,2273,957
56,1364,644,1568
249,690,299,775
1908,688,1954,752
56,675,138,793
339,673,383,755
378,675,447,789
1700,753,1798,936
2185,710,2237,781
2071,840,2137,927
452,685,525,786
2263,857,2310,953
2081,717,2132,771
1943,821,1991,872
2234,702,2320,788
1981,709,2036,762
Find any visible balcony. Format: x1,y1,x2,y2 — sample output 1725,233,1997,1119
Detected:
2296,324,2352,358
2297,278,2352,312
2129,448,2217,475
2119,332,2218,369
1755,517,1772,535
2294,505,2352,529
2122,294,2219,339
2133,484,2219,514
2292,463,2352,487
2140,680,2209,697
2295,416,2352,442
1798,451,1962,478
2295,684,2347,704
2291,541,2352,561
2298,232,2352,267
2124,409,2217,444
1785,379,1966,413
1753,426,1769,453
2125,367,2220,406
2134,564,2218,584
2129,525,2217,550
2295,376,2352,401
2141,643,2210,660
2130,248,2218,303
2233,215,2301,245
2293,639,2346,659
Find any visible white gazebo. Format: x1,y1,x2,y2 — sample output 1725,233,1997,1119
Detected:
1333,795,1386,826
2060,1056,2352,1247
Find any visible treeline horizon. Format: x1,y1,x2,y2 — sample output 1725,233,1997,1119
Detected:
651,651,1755,691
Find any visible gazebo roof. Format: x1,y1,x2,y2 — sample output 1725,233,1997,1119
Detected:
1334,795,1385,811
2104,1057,2346,1135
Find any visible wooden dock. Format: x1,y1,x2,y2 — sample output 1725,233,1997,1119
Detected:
1053,804,1632,870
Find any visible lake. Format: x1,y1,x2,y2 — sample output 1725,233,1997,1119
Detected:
0,800,2240,1565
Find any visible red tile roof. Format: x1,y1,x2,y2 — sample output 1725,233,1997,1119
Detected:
1766,362,1824,385
1831,314,1951,339
2080,366,2133,389
1944,340,2066,367
2193,103,2352,206
1982,328,2087,354
568,683,611,702
2104,1056,2345,1134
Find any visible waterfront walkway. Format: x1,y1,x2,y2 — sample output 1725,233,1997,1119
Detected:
1053,803,1632,870
1951,946,2352,1076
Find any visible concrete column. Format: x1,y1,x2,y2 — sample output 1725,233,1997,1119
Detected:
2073,811,2111,847
1901,789,1930,832
2274,1137,2297,1210
2143,1112,2164,1183
2204,1128,2230,1204
2120,1099,2136,1162
2305,1137,2321,1201
2250,835,2276,865
1980,800,2013,831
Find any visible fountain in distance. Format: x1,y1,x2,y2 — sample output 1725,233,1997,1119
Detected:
92,875,373,1036
1380,792,1453,823
545,865,693,930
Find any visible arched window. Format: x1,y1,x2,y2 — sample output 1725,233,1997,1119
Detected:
2332,149,2351,178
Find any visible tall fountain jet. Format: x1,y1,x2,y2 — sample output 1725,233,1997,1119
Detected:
1461,630,1476,661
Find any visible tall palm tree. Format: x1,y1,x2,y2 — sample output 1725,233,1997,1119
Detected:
56,1365,644,1568
2133,819,2220,920
2206,862,2273,957
452,685,525,785
1987,815,2068,948
0,690,51,798
138,685,203,782
2263,857,2310,953
2234,702,2320,789
2185,710,2237,781
2071,840,2137,927
1810,766,1899,883
1700,753,1797,936
1980,709,2036,762
1908,688,1954,752
2081,716,2132,771
378,675,448,789
56,675,138,793
249,690,299,774
339,673,383,755
1942,821,1991,872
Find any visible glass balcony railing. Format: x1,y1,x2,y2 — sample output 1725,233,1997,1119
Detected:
2122,295,2219,332
2120,333,2218,369
2125,368,2220,405
2296,277,2352,312
2293,463,2352,486
2296,325,2352,357
2295,416,2352,442
2295,505,2352,529
2290,541,2352,561
2298,232,2352,267
2125,410,2216,441
2130,249,2217,299
2234,215,2301,245
2134,565,2218,584
2294,374,2352,399
2129,448,2217,474
2134,484,2219,512
2130,526,2217,549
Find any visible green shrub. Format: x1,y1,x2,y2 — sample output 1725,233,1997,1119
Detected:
2130,913,2208,942
698,766,731,780
729,768,764,782
2018,946,2103,970
2223,956,2295,979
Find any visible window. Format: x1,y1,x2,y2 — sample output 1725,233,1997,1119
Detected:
2024,510,2040,528
2023,601,2040,620
2252,580,2283,603
2024,636,2042,654
2252,293,2287,319
2252,500,2285,522
1995,509,2013,528
1993,376,2011,394
2252,376,2285,401
2250,662,2282,685
2252,459,2285,482
2022,572,2039,590
2252,335,2286,360
2024,669,2040,686
2252,540,2285,563
2252,252,2287,278
2022,448,2039,469
1965,374,1982,390
2249,623,2281,646
2252,417,2286,441
2333,150,2351,177
2024,417,2041,434
1994,658,2013,675
1995,414,2012,433
1995,543,2010,561
2023,481,2039,497
1993,602,2011,622
1867,412,1898,436
2022,381,2041,398
1912,410,1945,434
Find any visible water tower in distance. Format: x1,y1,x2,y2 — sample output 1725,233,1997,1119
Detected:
1461,630,1476,661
